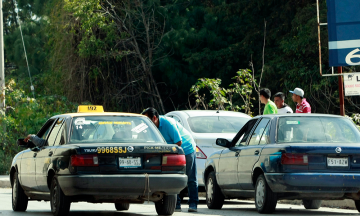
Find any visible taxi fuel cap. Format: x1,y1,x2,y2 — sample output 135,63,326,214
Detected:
77,105,104,113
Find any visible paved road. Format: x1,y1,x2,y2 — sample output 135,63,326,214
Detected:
0,188,359,216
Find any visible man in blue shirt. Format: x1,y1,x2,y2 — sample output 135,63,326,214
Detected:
142,107,198,212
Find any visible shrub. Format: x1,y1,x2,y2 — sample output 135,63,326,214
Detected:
0,79,78,174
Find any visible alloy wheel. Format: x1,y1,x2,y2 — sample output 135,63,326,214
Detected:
256,179,265,208
12,176,17,204
207,178,214,203
52,183,58,212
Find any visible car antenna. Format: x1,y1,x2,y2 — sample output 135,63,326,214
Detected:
216,110,220,113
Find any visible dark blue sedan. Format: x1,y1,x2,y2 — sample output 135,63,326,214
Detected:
204,114,360,214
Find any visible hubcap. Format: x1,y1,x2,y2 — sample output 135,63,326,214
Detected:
12,177,17,204
52,182,58,212
206,178,214,203
256,179,265,208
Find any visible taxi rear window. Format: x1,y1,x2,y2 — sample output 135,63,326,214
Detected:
69,116,164,144
277,116,360,143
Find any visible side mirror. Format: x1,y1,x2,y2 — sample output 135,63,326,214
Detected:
17,139,35,148
216,138,231,148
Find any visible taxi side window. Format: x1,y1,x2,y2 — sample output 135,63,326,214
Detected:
234,119,258,147
248,118,270,146
38,119,56,140
54,123,66,146
47,118,65,146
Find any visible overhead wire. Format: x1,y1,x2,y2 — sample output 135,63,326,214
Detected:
13,0,35,98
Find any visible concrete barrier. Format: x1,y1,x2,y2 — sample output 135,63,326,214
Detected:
0,175,10,188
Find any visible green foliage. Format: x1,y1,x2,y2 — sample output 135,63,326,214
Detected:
63,0,120,58
0,80,78,174
189,69,254,115
348,114,360,130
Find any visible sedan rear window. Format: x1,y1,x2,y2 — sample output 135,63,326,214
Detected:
277,116,360,143
69,116,164,143
188,116,249,133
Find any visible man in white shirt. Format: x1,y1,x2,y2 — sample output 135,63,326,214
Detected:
274,92,293,114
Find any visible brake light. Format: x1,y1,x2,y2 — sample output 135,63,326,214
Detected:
71,154,99,167
281,153,308,165
195,146,207,159
162,154,186,166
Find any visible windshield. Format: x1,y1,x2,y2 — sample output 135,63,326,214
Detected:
187,116,249,133
277,116,360,143
69,116,164,144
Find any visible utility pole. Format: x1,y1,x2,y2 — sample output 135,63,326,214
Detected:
0,0,5,112
338,66,345,116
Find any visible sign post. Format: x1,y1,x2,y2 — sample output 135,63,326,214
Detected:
327,0,360,67
343,72,360,96
325,0,360,116
338,67,345,116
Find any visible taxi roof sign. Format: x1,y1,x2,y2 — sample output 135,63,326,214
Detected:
77,105,104,113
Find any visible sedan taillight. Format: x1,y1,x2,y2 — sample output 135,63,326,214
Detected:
281,153,308,165
195,146,207,159
162,154,186,171
71,154,99,167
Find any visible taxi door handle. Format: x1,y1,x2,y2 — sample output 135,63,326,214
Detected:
235,150,241,157
33,153,37,157
254,150,260,155
48,151,53,156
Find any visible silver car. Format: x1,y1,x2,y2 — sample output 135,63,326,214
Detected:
165,110,251,189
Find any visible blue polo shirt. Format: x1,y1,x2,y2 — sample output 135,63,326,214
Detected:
158,116,195,155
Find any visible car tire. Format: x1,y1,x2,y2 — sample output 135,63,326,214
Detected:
155,194,176,215
255,174,277,214
50,176,71,216
355,200,360,212
303,200,322,209
206,171,224,209
12,171,28,211
115,202,130,211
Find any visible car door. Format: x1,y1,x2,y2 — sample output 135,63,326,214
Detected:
20,119,55,192
19,149,37,192
237,118,271,190
35,118,64,191
217,119,259,194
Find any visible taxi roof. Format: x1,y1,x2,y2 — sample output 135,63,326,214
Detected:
57,112,145,118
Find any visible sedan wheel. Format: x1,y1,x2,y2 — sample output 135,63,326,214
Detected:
355,200,360,212
50,177,71,216
206,171,224,209
255,174,277,214
115,202,130,211
155,194,176,215
303,200,322,209
12,171,28,211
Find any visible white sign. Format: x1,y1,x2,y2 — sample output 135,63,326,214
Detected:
344,73,360,96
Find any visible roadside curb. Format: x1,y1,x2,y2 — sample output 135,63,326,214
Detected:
0,175,10,188
279,199,356,210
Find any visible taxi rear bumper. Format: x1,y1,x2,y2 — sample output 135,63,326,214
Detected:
58,174,188,196
265,173,360,193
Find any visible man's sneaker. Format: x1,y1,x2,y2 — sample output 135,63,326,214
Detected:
175,207,181,212
188,206,197,212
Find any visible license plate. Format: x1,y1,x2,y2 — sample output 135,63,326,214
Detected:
119,157,141,168
327,157,348,167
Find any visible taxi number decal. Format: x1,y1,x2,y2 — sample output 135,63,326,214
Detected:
97,147,127,154
88,106,97,111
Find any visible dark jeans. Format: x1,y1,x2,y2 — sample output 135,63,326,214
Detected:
176,151,199,208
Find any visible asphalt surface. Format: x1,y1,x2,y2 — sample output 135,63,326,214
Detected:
0,189,359,216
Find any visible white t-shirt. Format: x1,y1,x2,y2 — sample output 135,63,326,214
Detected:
277,105,293,114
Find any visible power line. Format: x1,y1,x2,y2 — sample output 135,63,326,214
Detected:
13,0,35,98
